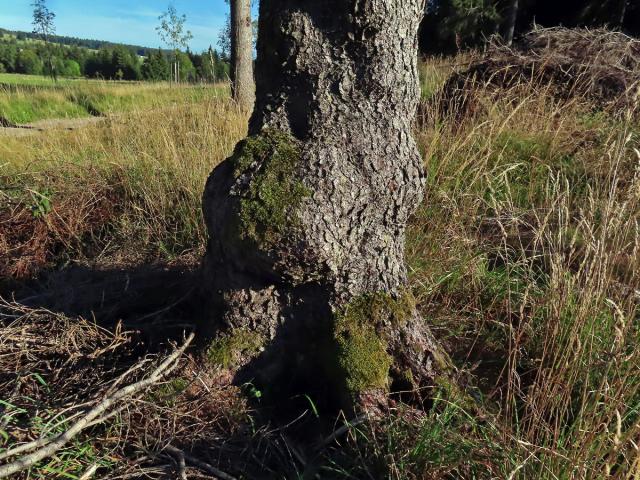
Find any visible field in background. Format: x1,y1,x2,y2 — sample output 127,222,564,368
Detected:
1,63,639,479
0,73,84,86
0,74,227,124
1,78,243,268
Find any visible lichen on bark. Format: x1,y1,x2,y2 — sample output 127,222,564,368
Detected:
230,129,310,247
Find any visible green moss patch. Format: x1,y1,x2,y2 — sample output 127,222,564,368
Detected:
335,324,392,393
207,329,265,369
148,378,189,407
333,291,416,394
230,129,310,246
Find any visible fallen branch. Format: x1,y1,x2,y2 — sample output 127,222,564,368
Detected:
320,414,367,447
0,403,131,464
0,332,195,479
175,448,187,480
159,442,238,480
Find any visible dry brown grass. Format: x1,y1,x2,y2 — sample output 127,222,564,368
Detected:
440,27,640,121
399,56,640,478
1,92,246,279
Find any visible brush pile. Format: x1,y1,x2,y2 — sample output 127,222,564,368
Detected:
0,301,245,479
440,27,640,117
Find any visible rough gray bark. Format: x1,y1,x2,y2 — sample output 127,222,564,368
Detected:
503,0,518,45
203,0,447,411
230,0,255,111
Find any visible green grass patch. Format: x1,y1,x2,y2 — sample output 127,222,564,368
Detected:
0,88,89,123
0,76,228,124
0,73,81,87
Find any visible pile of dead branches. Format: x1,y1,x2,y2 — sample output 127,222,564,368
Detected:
0,301,243,479
440,27,640,118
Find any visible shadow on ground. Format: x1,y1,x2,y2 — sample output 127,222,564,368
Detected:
1,260,201,344
0,261,390,479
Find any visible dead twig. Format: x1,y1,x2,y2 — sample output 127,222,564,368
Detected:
78,463,99,480
158,441,238,480
321,414,368,447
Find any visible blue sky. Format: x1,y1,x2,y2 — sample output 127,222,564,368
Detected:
1,0,231,51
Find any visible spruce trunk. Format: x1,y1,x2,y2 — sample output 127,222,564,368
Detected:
230,0,255,111
503,0,518,45
204,0,447,411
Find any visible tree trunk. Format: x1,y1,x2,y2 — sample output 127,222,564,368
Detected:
209,48,217,83
503,0,518,45
230,0,255,111
203,0,448,412
618,0,628,27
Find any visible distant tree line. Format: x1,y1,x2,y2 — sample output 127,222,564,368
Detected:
420,0,640,54
0,33,229,82
0,27,156,57
5,0,635,79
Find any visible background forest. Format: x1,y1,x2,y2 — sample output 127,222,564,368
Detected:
421,0,640,53
0,28,229,82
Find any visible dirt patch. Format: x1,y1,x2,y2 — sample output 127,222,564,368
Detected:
27,116,106,130
440,27,640,118
0,116,106,137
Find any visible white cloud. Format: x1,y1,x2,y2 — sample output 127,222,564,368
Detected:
115,7,162,20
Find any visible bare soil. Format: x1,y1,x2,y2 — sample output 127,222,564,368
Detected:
0,116,105,136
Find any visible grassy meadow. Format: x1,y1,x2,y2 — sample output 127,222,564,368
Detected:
1,60,639,479
0,73,84,86
0,74,228,124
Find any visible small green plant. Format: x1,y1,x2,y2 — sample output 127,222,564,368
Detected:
243,382,262,400
148,378,189,406
29,189,52,218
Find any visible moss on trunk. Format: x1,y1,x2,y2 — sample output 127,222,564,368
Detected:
229,129,310,247
332,291,417,395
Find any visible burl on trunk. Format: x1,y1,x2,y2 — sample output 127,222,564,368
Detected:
203,0,447,411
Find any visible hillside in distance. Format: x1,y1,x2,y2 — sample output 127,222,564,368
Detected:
0,27,228,83
0,27,160,56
